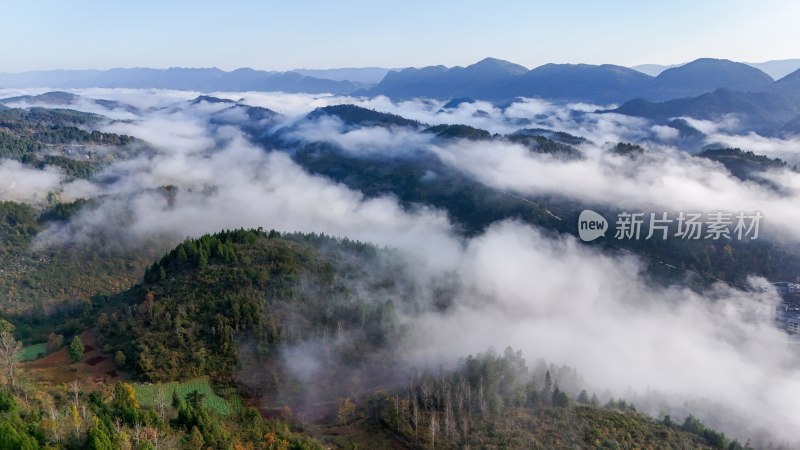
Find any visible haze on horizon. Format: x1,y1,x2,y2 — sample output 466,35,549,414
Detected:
2,0,800,73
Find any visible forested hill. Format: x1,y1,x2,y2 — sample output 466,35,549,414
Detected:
85,229,747,449
0,106,136,179
96,229,409,384
0,220,754,449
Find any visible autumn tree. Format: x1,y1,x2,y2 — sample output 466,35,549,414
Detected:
46,332,64,354
187,426,205,449
336,397,355,426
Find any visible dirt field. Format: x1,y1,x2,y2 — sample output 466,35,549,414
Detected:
21,330,123,389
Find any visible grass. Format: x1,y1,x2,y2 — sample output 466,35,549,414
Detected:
14,342,47,362
132,376,242,416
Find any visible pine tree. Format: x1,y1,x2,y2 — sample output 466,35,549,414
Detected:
188,426,205,449
541,370,553,405
197,249,208,269
552,385,569,407
176,246,188,264
69,335,84,363
86,415,114,450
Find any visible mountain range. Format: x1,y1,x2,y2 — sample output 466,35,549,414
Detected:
0,67,362,94
613,67,800,135
365,57,787,103
3,57,799,106
4,58,800,137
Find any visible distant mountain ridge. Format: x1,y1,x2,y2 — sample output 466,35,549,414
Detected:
368,57,529,99
3,57,800,129
0,67,360,94
367,57,781,103
292,67,393,84
612,88,800,135
633,59,800,80
644,58,774,101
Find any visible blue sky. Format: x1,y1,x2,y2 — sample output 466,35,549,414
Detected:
1,0,798,72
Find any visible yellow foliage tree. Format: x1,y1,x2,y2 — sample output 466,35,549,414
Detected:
113,382,140,411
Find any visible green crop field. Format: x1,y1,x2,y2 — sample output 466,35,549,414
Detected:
15,342,47,362
132,376,242,416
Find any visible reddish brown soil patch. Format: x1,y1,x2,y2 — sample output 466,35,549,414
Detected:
20,330,125,388
86,355,107,366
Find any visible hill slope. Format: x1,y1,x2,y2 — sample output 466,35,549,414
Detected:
612,88,800,133
97,229,407,384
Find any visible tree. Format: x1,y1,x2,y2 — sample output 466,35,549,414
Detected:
336,397,355,426
113,382,140,412
412,396,420,442
429,411,439,449
46,332,64,354
197,249,208,269
187,426,204,449
541,370,553,405
176,246,188,264
86,415,114,450
69,335,84,363
154,384,167,421
577,390,590,404
114,350,126,367
69,403,82,436
552,385,569,407
350,375,362,400
0,320,22,386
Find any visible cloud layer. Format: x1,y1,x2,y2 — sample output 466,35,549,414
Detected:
3,88,800,445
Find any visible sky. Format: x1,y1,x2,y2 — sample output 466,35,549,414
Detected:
1,0,799,72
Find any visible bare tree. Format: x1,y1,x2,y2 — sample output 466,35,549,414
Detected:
336,320,344,340
455,377,469,441
46,406,61,441
420,376,431,412
154,384,167,421
412,396,420,443
350,374,362,400
429,411,439,449
444,393,455,440
478,381,486,418
69,380,81,404
0,320,22,386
